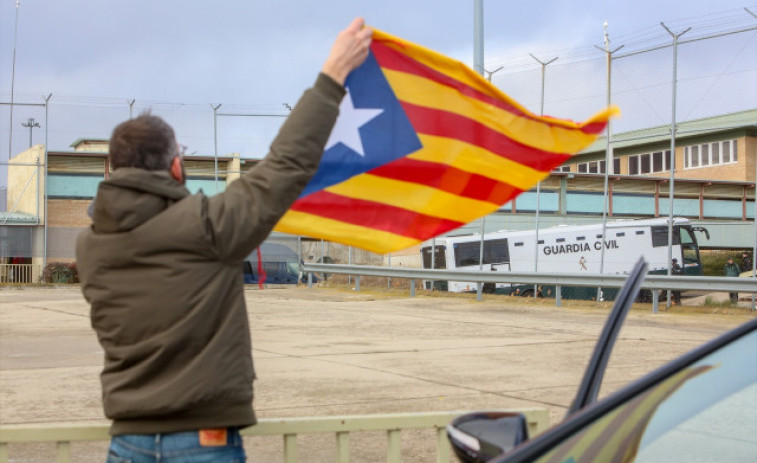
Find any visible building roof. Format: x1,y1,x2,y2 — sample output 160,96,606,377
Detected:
579,108,757,156
69,138,109,151
0,212,39,225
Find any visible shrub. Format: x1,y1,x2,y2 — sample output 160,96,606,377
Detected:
42,262,79,284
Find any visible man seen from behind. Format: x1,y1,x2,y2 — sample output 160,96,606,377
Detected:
76,18,372,463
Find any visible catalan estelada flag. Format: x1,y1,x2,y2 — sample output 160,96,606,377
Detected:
274,29,619,253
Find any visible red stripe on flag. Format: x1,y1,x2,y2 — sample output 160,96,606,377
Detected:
372,40,606,136
369,157,523,205
291,190,464,240
401,102,571,172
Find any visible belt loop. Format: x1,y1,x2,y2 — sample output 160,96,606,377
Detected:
155,433,161,462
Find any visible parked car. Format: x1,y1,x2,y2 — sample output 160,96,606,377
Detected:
448,258,757,462
243,242,309,285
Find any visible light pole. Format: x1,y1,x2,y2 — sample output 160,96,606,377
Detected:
476,65,503,300
212,104,222,193
595,21,623,302
21,117,40,148
661,22,690,309
8,0,21,160
529,54,558,298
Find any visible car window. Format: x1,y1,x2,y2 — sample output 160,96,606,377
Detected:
528,329,757,463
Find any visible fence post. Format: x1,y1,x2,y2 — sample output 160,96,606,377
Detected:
283,434,298,463
652,289,659,314
436,427,450,463
387,429,401,463
336,432,350,463
56,441,70,463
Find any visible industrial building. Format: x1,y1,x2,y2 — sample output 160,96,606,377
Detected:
1,109,755,282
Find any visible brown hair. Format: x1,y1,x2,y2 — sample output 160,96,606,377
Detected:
109,111,177,171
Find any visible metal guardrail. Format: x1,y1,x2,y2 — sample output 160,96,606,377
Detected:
303,263,757,312
0,409,549,463
302,263,757,294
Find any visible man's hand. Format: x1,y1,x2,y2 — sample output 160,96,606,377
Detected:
321,17,373,85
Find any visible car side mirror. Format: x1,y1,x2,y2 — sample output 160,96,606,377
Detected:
447,411,529,463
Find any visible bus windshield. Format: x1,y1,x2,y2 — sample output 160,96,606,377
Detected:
680,226,702,273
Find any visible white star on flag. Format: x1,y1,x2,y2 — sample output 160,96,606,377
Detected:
324,89,384,157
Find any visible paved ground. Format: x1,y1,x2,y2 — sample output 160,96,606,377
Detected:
0,285,753,462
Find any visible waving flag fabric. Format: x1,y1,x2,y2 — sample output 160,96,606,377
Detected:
274,29,619,254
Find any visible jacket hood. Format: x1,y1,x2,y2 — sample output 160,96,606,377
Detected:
91,168,190,233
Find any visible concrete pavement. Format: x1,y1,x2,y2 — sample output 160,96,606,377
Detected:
1,285,752,462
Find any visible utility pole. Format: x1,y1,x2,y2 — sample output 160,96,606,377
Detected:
661,22,690,309
595,21,623,303
21,118,40,148
8,0,21,160
529,54,558,298
212,104,222,193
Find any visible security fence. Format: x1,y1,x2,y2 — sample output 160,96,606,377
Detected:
0,11,755,279
0,263,38,283
0,409,550,463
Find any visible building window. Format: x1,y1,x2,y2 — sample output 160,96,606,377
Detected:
684,140,737,169
576,159,620,174
553,165,571,173
628,150,671,175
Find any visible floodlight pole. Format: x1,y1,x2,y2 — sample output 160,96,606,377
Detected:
8,0,20,161
594,22,623,303
475,67,504,300
474,0,485,301
530,54,557,298
473,0,484,75
21,118,40,148
43,93,52,274
212,104,222,193
661,22,690,309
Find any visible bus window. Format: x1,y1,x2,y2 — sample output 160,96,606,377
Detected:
454,242,481,267
422,245,447,269
652,225,680,247
453,239,509,267
484,239,509,264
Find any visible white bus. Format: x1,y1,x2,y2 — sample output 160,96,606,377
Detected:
420,218,709,300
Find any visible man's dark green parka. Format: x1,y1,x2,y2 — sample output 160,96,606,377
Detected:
76,74,345,435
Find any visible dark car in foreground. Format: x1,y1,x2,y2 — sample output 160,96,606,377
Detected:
448,259,757,463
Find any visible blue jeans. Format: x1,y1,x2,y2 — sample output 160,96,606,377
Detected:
107,428,246,463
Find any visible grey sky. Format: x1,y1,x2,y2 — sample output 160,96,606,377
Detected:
1,0,755,175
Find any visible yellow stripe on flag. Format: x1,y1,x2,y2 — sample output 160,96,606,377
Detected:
324,173,501,224
374,29,619,135
383,69,605,154
409,134,551,191
275,210,420,253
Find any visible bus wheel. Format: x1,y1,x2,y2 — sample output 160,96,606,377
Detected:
521,289,534,298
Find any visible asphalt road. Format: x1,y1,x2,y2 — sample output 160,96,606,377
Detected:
0,285,752,462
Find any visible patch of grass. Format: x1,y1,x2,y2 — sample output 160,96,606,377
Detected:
700,249,750,276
